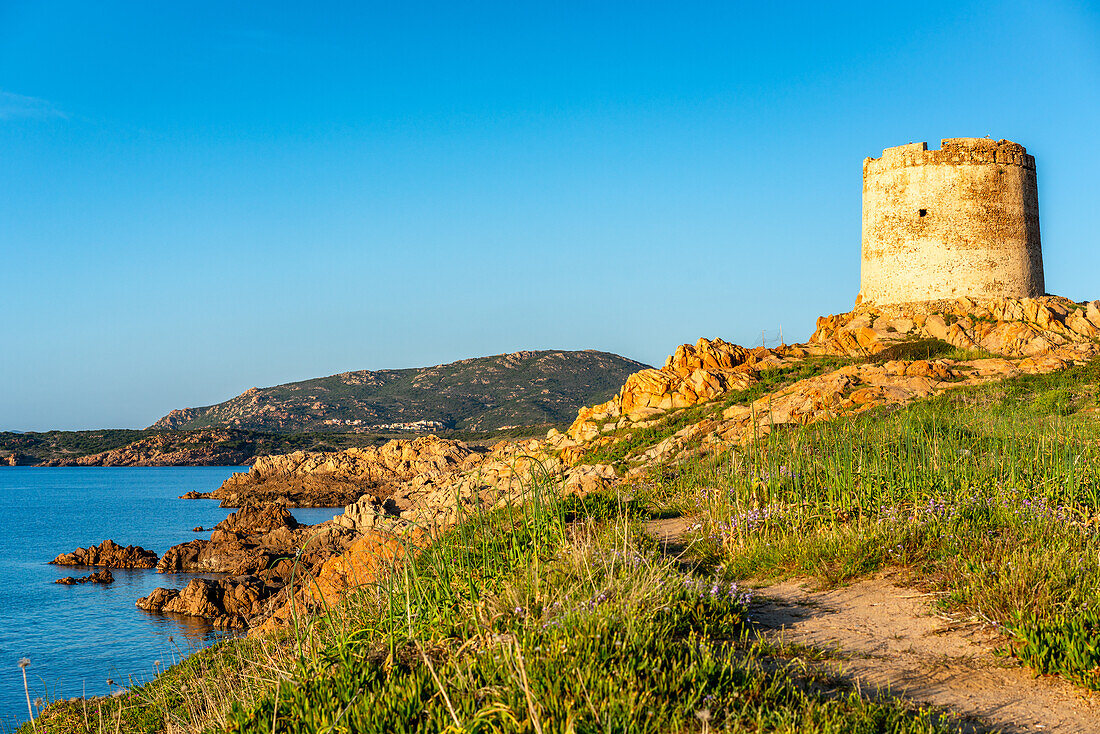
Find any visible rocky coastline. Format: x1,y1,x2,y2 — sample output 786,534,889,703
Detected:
46,295,1100,633
225,294,1100,633
50,504,358,629
180,435,487,507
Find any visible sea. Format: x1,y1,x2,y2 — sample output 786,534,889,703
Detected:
0,467,338,731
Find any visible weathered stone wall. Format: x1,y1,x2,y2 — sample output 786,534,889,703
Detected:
860,138,1044,305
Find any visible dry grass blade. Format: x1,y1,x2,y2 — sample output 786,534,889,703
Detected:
511,641,544,734
415,641,462,730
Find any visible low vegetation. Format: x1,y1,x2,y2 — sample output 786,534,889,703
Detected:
665,358,1100,690
0,429,155,463
24,486,961,733
868,336,995,363
151,350,649,433
20,357,1100,732
0,425,564,466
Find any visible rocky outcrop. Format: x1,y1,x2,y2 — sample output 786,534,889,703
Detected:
259,454,623,635
50,540,158,569
142,504,357,629
238,295,1100,635
136,587,180,612
215,504,299,534
404,301,1097,508
564,339,809,442
543,295,1100,478
808,296,1100,359
155,540,205,573
620,340,758,418
194,436,486,507
55,570,114,584
266,298,1099,540
562,463,617,496
254,530,415,634
156,504,344,576
137,575,279,629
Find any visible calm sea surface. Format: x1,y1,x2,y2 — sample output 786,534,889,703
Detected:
0,467,337,730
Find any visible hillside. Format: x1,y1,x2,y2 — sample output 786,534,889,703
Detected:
27,294,1100,734
0,428,385,466
151,350,649,433
0,426,566,467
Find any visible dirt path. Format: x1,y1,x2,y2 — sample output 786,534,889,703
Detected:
753,578,1100,732
641,519,1100,732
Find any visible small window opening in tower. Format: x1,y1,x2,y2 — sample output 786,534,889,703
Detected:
919,209,928,217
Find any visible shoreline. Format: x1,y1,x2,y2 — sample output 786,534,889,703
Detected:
4,467,348,728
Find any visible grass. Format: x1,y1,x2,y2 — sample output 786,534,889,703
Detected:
213,481,959,734
22,355,1100,731
22,478,968,733
662,357,1100,688
868,337,996,363
18,635,283,734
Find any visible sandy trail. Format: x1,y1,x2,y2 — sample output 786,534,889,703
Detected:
753,578,1100,733
643,518,1100,733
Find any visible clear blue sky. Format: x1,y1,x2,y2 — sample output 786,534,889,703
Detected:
2,1,1098,431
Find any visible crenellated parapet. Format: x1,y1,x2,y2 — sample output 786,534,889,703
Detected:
865,138,1035,175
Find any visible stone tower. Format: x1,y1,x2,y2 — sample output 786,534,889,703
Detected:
859,138,1044,305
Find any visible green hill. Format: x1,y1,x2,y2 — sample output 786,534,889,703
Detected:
151,350,649,433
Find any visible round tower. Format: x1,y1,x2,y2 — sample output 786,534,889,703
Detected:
859,138,1044,305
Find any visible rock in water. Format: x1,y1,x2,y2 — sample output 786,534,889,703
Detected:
50,540,158,568
214,504,299,534
156,503,312,574
155,540,205,573
148,502,356,628
54,569,115,584
136,587,180,612
138,577,277,629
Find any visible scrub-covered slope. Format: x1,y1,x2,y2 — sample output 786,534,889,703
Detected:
152,350,649,433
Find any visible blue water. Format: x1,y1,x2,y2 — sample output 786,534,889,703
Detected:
0,467,340,730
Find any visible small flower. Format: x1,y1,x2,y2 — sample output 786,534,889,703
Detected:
34,698,43,708
18,658,29,669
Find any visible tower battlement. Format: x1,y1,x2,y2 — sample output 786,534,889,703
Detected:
865,138,1035,175
859,138,1044,305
